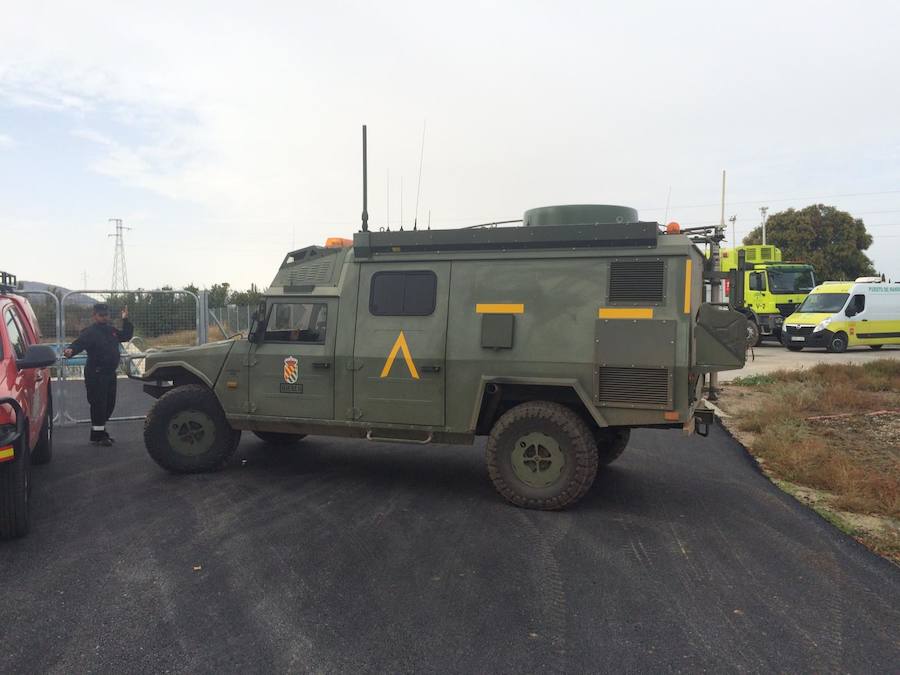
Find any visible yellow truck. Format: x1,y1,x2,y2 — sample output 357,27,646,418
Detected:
781,278,900,352
719,245,816,346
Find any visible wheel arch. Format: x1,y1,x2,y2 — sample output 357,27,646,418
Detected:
145,362,214,389
470,377,608,434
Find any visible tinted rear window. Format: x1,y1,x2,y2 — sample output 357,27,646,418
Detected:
370,271,437,316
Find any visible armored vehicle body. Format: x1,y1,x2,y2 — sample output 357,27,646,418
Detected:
139,204,747,509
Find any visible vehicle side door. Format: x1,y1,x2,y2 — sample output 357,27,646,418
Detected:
3,308,37,447
353,263,450,427
248,298,337,419
845,294,868,345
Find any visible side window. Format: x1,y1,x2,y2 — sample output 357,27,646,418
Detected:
4,310,28,359
848,294,865,315
370,271,437,316
264,303,328,343
749,272,766,291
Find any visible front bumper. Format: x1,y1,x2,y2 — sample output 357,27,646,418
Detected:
781,325,832,348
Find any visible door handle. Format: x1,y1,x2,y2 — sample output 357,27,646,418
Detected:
312,362,331,369
420,365,441,373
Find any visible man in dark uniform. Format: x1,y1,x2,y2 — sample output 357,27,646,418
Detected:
63,303,133,446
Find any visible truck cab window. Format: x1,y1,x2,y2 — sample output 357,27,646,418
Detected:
847,294,865,316
264,303,327,343
749,272,766,291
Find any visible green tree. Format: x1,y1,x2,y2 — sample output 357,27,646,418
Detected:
208,282,231,309
743,204,875,281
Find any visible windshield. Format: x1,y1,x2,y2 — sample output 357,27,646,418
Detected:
797,292,848,314
767,267,816,294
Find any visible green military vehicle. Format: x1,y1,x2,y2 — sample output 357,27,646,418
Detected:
137,202,747,510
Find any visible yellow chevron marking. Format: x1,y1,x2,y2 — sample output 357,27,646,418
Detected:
380,331,420,379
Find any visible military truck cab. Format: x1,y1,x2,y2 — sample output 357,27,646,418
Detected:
140,204,747,510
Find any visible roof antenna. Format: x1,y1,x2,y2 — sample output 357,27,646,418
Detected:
414,120,426,231
361,125,369,232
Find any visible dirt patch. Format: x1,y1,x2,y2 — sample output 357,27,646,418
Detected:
717,359,900,564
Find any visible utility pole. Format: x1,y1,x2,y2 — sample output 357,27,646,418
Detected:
108,218,131,291
760,206,769,245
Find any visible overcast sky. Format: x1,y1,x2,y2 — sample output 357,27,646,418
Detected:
2,0,899,291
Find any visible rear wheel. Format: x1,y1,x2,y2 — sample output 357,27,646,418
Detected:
486,401,598,510
595,427,630,466
0,435,30,539
253,431,306,445
144,385,241,473
31,392,53,465
826,331,848,354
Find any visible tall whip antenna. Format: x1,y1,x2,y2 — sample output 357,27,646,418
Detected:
361,125,369,232
414,120,426,231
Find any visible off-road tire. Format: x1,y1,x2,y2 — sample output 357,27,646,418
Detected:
595,427,630,466
144,385,240,473
870,345,884,351
31,392,53,465
826,331,848,354
486,401,598,510
0,434,30,539
253,431,307,445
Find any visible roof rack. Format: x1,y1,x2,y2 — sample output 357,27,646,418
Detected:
0,271,17,294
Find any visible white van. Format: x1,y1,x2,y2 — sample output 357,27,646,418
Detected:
781,277,900,352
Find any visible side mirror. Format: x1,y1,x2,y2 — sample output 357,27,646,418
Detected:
17,344,57,370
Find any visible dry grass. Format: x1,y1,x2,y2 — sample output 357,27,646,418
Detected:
721,360,900,562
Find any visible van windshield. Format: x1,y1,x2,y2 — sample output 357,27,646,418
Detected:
767,267,816,294
797,293,848,314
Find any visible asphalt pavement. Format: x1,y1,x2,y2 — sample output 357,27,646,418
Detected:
2,391,899,673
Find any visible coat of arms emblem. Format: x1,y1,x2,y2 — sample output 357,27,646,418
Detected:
283,356,299,384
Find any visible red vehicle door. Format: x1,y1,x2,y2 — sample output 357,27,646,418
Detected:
2,306,39,448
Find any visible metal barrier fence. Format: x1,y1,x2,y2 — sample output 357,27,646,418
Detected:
208,304,254,339
56,289,201,425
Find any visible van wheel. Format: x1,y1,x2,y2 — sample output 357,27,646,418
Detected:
826,332,848,353
486,401,598,510
870,345,883,351
0,436,30,539
144,385,241,473
31,393,53,465
595,427,630,466
253,431,306,445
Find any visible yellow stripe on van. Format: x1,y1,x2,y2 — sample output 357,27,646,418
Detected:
476,303,524,314
598,308,654,319
684,259,692,314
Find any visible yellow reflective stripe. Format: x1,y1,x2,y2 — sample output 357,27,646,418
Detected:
0,446,14,462
598,308,654,319
476,303,524,314
684,259,692,314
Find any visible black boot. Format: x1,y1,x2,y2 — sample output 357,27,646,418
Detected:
90,429,112,446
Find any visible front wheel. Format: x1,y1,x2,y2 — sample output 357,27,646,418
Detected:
826,331,848,354
144,385,241,473
747,321,762,347
0,436,30,539
486,401,598,510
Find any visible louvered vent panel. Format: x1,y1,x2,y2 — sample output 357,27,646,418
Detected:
609,260,665,303
288,258,336,285
760,246,773,261
745,248,758,261
598,367,670,407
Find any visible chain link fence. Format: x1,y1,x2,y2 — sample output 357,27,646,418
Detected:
208,304,255,339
